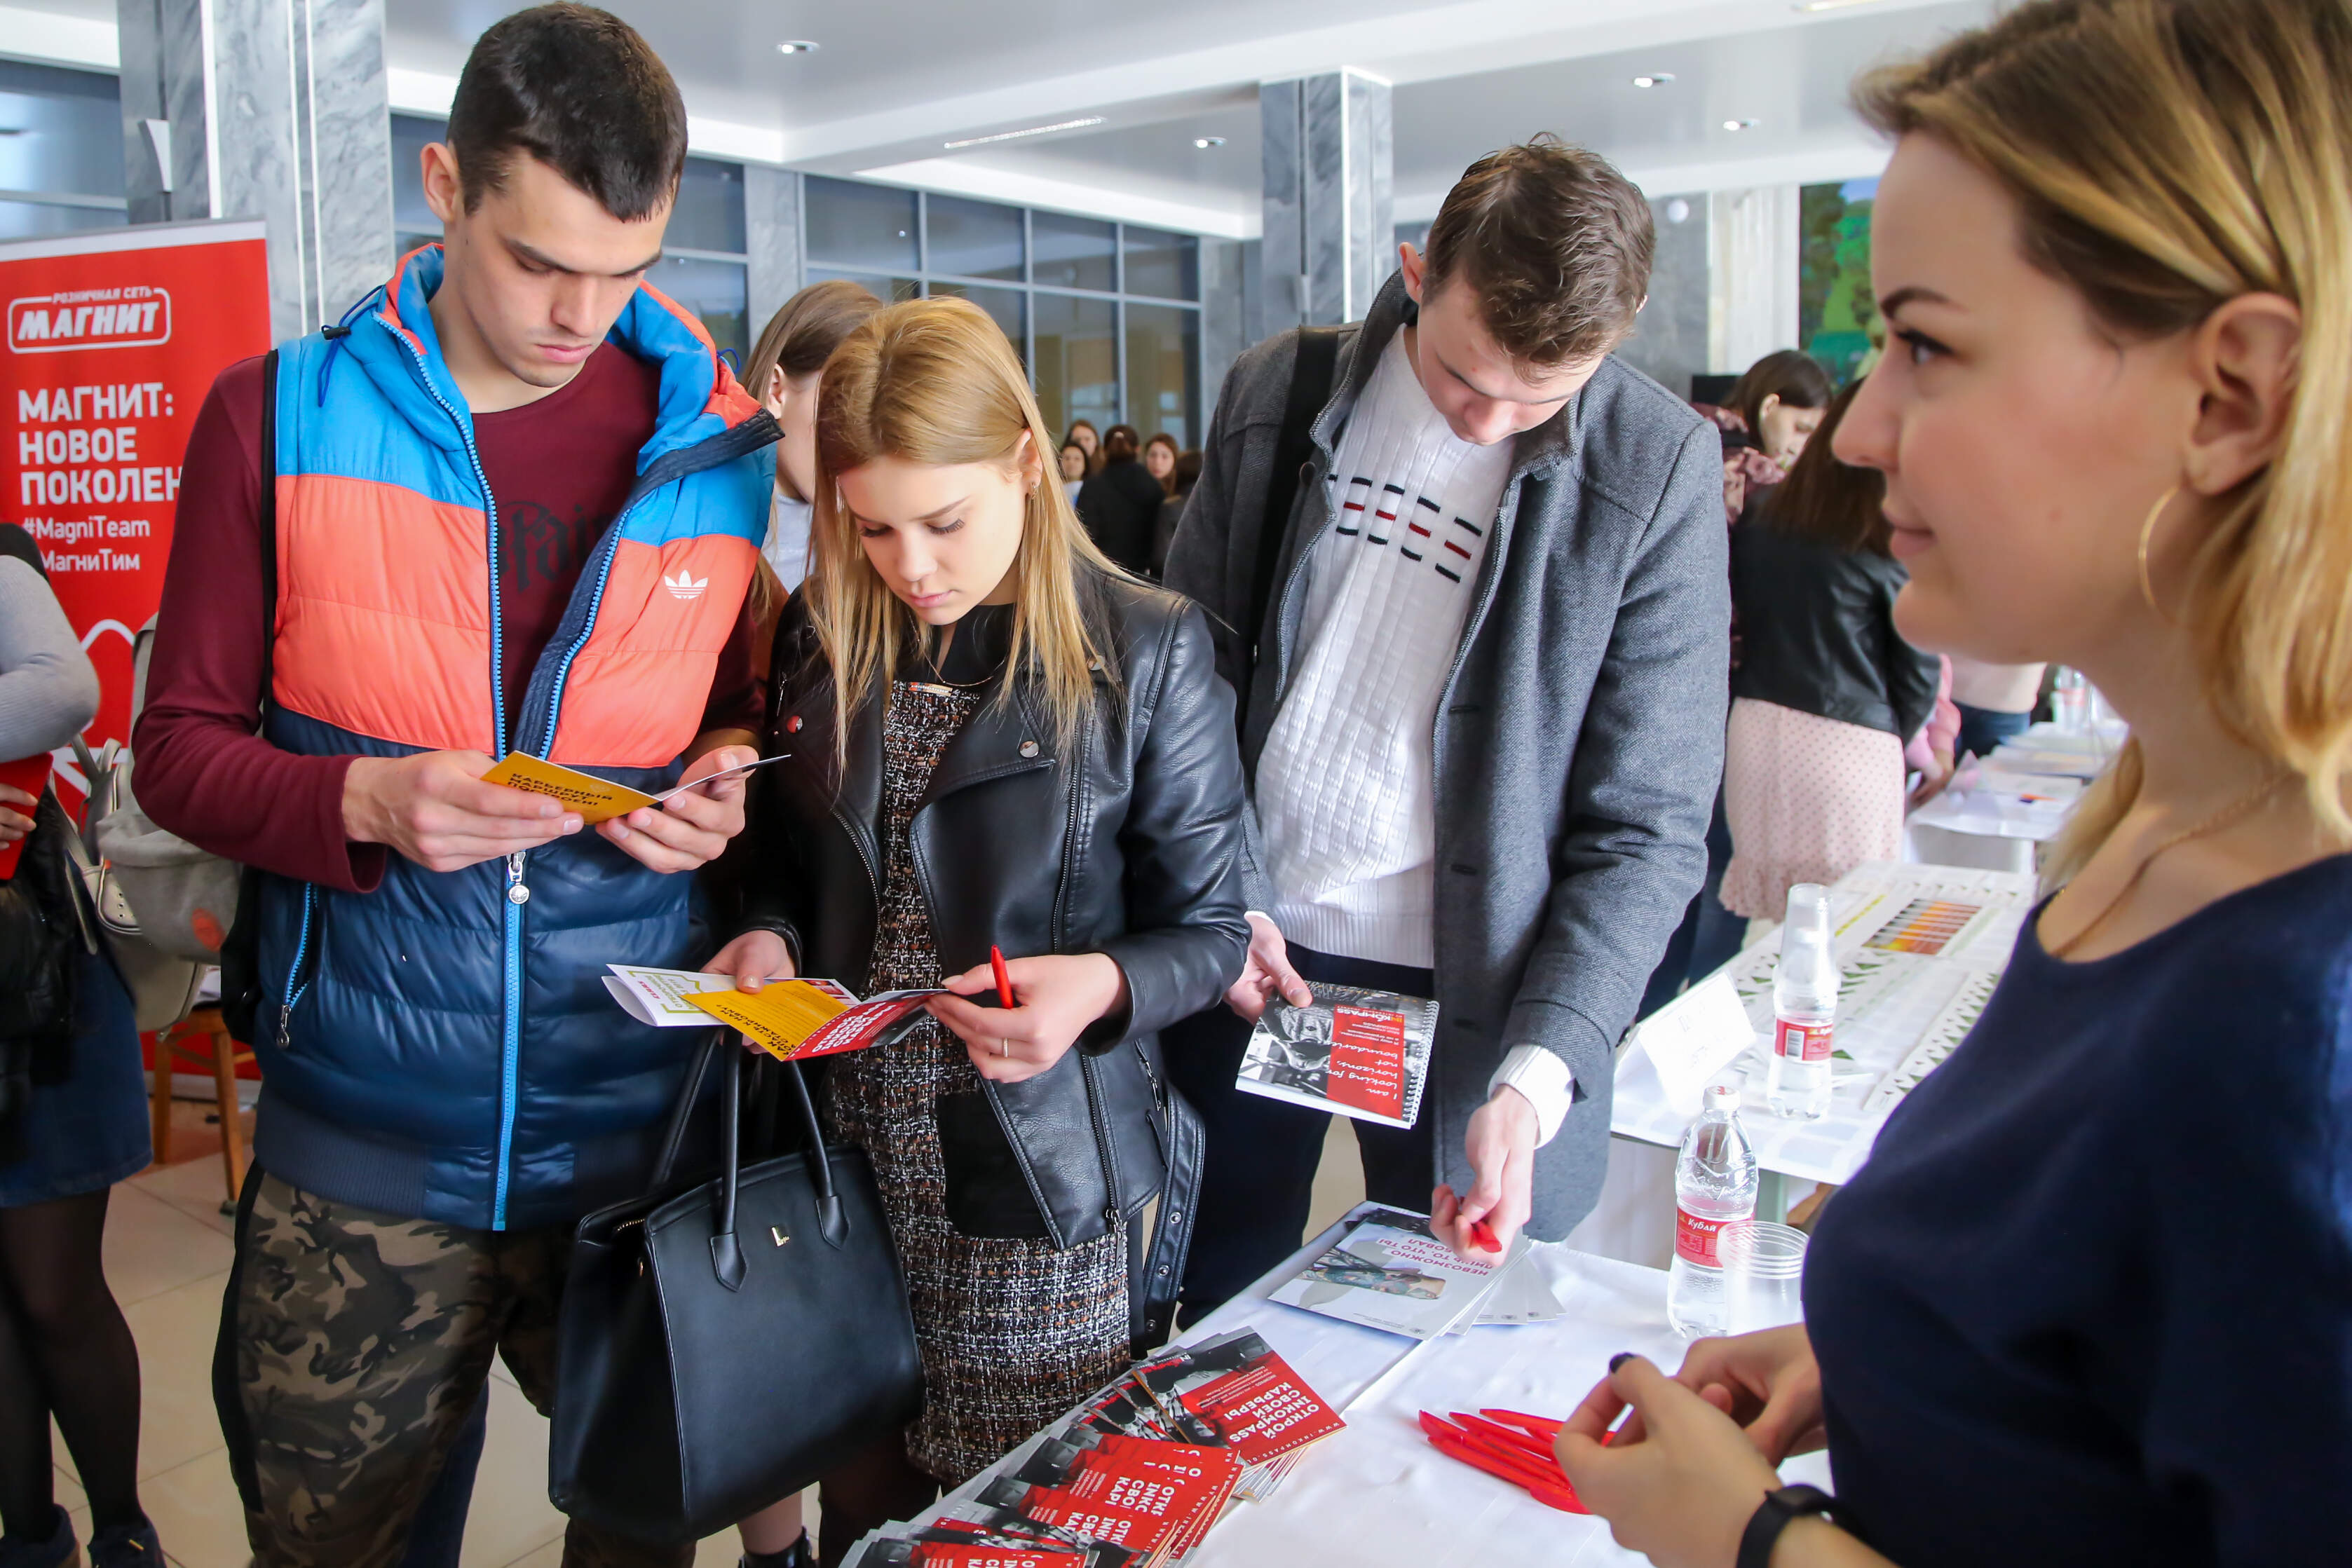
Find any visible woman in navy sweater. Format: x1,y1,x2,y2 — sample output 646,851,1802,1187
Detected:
1556,3,2352,1565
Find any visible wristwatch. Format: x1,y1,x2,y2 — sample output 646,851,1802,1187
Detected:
1736,1483,1837,1568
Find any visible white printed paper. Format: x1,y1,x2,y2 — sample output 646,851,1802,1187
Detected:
1630,971,1758,1119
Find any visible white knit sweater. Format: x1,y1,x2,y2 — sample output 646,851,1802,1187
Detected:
1258,334,1512,969
1255,335,1573,1143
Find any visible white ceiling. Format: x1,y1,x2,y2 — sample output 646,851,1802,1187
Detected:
2,0,1998,236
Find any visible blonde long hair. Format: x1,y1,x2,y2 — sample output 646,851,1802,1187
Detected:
1855,0,2352,881
807,296,1126,762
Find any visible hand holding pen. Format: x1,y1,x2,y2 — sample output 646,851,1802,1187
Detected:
927,947,1132,1085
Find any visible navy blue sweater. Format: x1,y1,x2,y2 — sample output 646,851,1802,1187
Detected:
1806,854,2352,1567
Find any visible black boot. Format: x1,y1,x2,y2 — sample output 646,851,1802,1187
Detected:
85,1518,161,1568
0,1506,76,1568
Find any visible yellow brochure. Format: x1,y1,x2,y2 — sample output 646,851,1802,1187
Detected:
686,981,944,1062
480,754,659,824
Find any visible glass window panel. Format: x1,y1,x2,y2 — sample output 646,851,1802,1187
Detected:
925,195,1024,282
0,198,125,243
390,114,443,243
1031,292,1117,443
1124,303,1199,449
652,254,748,367
0,60,124,198
1031,211,1115,292
805,176,918,271
1122,226,1197,301
808,269,921,305
670,157,747,255
926,281,1026,367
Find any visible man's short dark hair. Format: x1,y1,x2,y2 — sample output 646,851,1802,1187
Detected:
1420,135,1654,368
446,3,686,221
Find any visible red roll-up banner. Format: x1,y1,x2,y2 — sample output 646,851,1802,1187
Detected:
1,218,272,807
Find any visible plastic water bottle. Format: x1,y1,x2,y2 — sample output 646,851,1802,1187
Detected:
1667,1083,1759,1337
1766,882,1838,1121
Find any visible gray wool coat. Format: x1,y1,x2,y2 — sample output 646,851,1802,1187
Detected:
1162,273,1729,1240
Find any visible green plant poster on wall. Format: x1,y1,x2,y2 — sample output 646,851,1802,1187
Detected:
1801,177,1880,386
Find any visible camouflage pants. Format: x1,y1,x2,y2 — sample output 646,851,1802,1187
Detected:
219,1172,691,1568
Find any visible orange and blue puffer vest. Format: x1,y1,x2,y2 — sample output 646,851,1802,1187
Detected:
251,245,775,1231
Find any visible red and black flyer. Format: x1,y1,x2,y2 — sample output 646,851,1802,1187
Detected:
1233,981,1436,1129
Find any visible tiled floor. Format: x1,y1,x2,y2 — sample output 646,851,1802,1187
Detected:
61,1102,1370,1568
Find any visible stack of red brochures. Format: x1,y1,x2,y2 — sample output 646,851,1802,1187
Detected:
1418,1408,1606,1513
846,1330,1344,1567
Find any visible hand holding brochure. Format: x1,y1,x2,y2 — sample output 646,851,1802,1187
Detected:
601,964,940,1062
480,751,788,824
1233,982,1436,1129
1267,1205,1525,1339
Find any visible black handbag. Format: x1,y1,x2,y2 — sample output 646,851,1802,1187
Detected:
549,1035,925,1545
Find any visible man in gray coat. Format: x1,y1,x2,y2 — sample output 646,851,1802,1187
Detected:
1162,137,1728,1316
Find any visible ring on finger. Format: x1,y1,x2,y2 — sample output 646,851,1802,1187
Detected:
998,1038,1012,1058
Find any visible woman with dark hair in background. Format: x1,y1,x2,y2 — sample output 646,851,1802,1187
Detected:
0,524,160,1568
1153,449,1202,580
1143,432,1180,496
1059,439,1089,505
1719,382,1941,922
1729,349,1835,472
1073,423,1164,576
1061,418,1102,477
744,280,888,640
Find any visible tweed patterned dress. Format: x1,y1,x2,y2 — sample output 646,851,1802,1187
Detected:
824,675,1131,1484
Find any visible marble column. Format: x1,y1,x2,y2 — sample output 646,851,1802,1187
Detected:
1260,70,1392,331
744,165,803,339
1617,192,1711,402
1707,184,1801,376
1197,236,1251,407
118,0,395,343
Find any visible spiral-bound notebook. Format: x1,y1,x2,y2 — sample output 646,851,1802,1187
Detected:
1233,982,1438,1129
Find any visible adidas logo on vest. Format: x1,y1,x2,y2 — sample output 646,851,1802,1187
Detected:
662,570,709,601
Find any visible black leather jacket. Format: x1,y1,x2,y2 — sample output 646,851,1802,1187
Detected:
738,574,1250,1338
1729,498,1941,742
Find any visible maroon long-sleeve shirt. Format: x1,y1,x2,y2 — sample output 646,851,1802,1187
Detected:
134,347,761,894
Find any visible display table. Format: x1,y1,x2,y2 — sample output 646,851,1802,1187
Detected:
906,1208,1830,1567
1904,719,2119,873
1574,861,2034,1264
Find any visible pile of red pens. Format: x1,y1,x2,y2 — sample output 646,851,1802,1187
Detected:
1416,1407,1603,1513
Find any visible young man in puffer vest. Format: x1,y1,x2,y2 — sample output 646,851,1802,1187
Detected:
134,8,777,1564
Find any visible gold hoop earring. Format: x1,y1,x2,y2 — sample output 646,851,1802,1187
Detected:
2137,484,2182,623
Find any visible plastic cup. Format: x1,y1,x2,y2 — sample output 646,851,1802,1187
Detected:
1720,1220,1808,1333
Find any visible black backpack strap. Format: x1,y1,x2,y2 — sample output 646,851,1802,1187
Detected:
1243,326,1341,693
218,348,280,1045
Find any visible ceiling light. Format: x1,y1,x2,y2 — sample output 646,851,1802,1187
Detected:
1194,136,1227,149
943,116,1107,151
1793,0,1889,11
775,39,818,55
1722,118,1760,131
1631,73,1675,88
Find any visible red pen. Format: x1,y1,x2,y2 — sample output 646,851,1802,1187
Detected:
989,945,1016,1010
1468,1218,1502,1253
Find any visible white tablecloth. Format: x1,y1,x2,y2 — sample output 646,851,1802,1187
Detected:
912,1208,1830,1567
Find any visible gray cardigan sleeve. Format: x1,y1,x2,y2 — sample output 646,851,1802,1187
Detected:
0,556,101,759
1502,423,1731,1084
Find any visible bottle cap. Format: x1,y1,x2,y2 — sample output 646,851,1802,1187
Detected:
1704,1083,1741,1112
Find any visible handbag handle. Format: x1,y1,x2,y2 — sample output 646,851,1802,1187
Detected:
693,1037,853,1293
